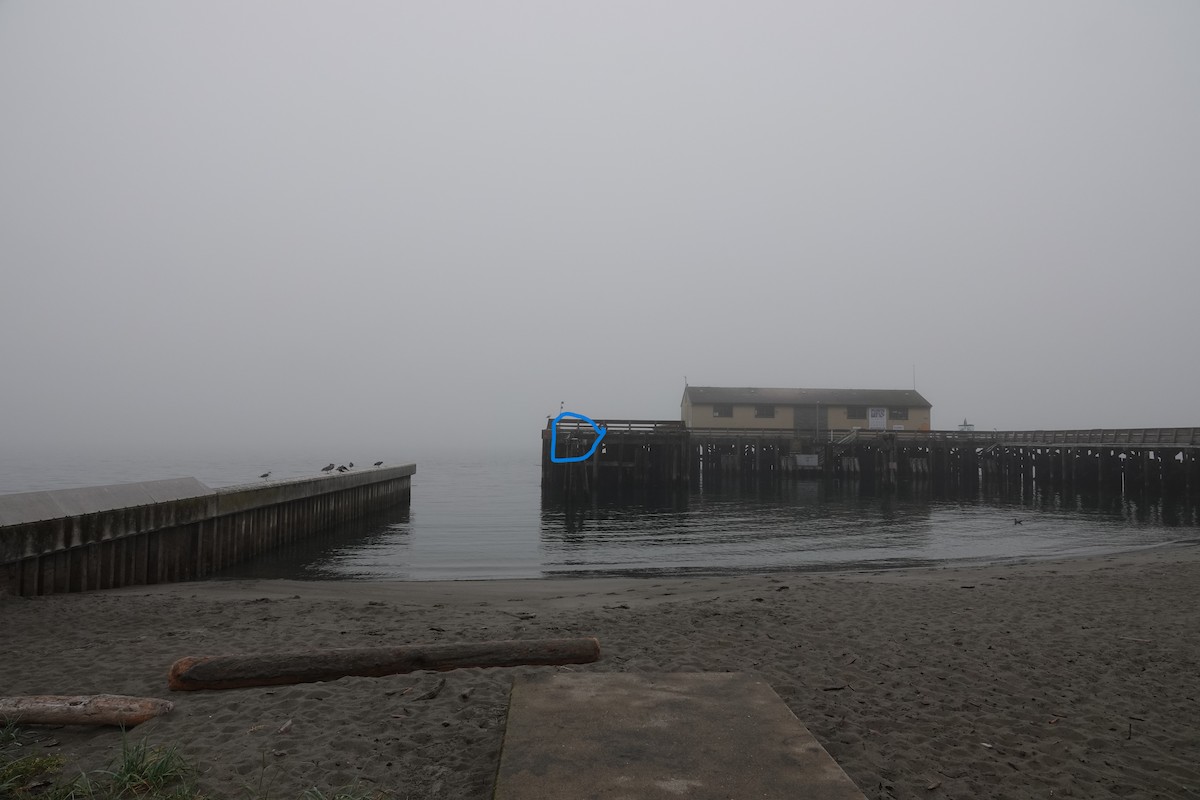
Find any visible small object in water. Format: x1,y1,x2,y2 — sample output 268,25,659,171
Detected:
374,461,383,467
260,472,271,480
1013,518,1022,525
321,463,335,473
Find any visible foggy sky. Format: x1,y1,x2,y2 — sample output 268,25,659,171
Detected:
2,2,1197,459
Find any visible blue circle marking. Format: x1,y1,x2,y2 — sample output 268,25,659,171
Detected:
550,412,608,463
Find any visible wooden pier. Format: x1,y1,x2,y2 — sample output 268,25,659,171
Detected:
541,420,690,497
827,428,1200,498
0,465,415,597
541,419,1200,500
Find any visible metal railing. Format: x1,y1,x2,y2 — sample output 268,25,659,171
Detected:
824,428,1200,447
548,419,686,434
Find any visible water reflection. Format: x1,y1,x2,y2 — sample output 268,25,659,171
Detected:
539,481,939,577
214,466,1199,583
538,481,1197,578
215,505,413,580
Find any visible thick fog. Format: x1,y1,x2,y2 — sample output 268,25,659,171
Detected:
2,2,1197,463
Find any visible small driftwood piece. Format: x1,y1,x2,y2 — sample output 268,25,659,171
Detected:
0,694,173,727
168,637,601,691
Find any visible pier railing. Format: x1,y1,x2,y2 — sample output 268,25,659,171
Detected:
828,428,1200,447
549,419,686,434
548,421,1200,448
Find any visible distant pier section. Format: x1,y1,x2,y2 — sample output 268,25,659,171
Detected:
0,465,414,597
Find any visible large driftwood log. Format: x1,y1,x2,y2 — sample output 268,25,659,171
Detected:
168,637,601,691
0,695,173,727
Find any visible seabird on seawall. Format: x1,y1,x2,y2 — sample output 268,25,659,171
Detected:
348,462,354,469
374,461,383,467
321,463,335,473
260,472,271,480
336,465,348,473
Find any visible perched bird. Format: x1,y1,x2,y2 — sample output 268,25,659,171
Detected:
321,463,335,473
374,461,383,467
336,465,349,473
1013,518,1023,525
348,462,354,468
260,472,271,480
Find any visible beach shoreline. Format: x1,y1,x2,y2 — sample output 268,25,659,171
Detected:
3,544,1199,798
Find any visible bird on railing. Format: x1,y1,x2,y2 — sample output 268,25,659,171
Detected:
260,472,271,480
321,463,335,473
336,465,348,473
348,462,354,469
374,461,383,467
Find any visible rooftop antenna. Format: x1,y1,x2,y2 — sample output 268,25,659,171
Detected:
912,364,916,390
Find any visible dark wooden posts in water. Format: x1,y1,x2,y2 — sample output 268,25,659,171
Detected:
0,466,415,597
541,420,690,497
820,429,1200,524
691,433,794,484
541,421,1200,511
820,429,1200,500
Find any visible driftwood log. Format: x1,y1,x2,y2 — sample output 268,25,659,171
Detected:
0,695,173,727
168,637,601,691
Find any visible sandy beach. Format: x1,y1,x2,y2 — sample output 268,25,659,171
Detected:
3,545,1200,799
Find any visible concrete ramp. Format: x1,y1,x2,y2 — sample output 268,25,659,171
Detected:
495,672,865,800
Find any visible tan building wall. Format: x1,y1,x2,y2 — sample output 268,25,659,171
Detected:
685,403,795,430
685,402,931,431
825,406,931,431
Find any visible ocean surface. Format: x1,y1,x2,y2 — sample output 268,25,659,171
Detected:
1,449,1197,581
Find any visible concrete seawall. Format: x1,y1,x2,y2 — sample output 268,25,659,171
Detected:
0,465,415,597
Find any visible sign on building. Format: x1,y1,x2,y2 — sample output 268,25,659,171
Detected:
868,407,887,430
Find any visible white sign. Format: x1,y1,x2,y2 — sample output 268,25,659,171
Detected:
868,407,887,430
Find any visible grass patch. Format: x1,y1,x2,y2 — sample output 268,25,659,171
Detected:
89,738,200,799
0,727,390,800
0,720,21,748
0,751,69,798
0,726,201,800
0,719,71,799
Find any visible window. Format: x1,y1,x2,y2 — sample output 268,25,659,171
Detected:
713,404,733,418
889,408,909,420
754,405,775,419
846,406,867,420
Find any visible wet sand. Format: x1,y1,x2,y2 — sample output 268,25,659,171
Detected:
2,545,1199,799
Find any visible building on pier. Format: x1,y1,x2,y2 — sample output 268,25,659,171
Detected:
681,386,932,435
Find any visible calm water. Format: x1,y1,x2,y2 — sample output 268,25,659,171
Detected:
2,450,1197,580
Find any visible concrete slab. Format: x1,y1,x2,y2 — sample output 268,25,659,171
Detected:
495,672,865,800
0,478,214,527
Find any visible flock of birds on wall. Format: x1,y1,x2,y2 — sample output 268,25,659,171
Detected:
258,461,386,481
